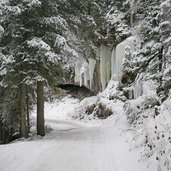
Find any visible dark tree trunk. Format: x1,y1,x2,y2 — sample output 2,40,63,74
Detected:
5,127,9,143
20,83,28,138
159,45,164,84
0,123,9,144
26,87,30,133
2,124,5,143
159,45,164,72
130,12,134,27
0,119,2,144
37,81,45,136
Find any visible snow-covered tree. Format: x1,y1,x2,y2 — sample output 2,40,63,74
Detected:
0,0,69,139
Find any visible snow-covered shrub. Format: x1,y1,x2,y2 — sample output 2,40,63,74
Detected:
124,75,171,170
94,103,113,119
72,82,124,120
85,102,113,119
131,100,171,171
124,95,159,124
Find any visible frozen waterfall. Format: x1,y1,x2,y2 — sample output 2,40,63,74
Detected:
74,61,82,84
74,36,137,92
111,47,116,77
129,83,143,99
133,82,143,99
74,59,96,90
113,42,124,81
128,79,157,100
131,79,157,100
88,58,96,90
128,83,143,100
128,74,144,99
128,87,134,100
83,62,90,87
100,45,111,90
112,36,136,81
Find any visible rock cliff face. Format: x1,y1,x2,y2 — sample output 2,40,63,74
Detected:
73,36,138,93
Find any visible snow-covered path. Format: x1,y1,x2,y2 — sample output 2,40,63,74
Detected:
0,118,150,171
0,96,152,171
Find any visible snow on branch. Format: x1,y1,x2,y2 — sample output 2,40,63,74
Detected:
45,51,60,64
41,16,68,30
106,7,124,24
0,25,4,37
54,34,67,49
27,37,51,51
23,0,41,7
54,34,78,57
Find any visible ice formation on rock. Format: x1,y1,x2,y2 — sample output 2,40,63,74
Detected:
79,64,85,87
128,83,143,100
100,45,111,90
74,59,96,89
128,79,157,100
112,36,136,81
111,47,116,78
83,62,90,87
88,58,96,89
133,82,143,99
74,61,83,85
128,74,144,99
74,36,137,92
128,87,134,100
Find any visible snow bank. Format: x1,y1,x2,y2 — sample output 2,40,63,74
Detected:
124,81,171,170
32,96,80,121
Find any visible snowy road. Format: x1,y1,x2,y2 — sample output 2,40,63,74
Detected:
0,118,150,171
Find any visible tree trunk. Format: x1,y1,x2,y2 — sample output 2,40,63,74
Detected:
130,12,134,27
159,45,164,72
26,87,30,133
20,83,28,138
0,119,2,144
2,124,5,143
37,81,45,136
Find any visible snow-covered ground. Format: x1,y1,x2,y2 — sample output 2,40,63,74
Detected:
0,95,156,171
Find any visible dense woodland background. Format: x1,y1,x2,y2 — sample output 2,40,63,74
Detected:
0,0,171,170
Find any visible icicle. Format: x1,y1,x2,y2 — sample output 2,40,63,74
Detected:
112,36,137,81
100,45,111,90
128,83,143,100
128,87,134,100
79,66,84,87
88,58,96,89
75,59,95,89
133,82,143,99
83,62,90,87
111,47,116,77
74,61,82,85
130,74,144,99
134,74,144,99
74,64,80,83
111,42,125,81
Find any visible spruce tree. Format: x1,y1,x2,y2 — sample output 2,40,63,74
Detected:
0,0,63,138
